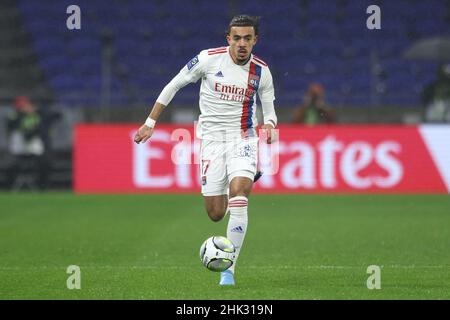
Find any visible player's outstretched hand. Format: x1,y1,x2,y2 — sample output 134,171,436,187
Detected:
260,124,277,144
134,124,154,144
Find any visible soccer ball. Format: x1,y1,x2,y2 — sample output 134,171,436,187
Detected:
199,236,236,272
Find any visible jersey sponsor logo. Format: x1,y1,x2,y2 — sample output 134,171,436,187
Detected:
214,83,253,103
214,83,248,95
186,55,199,70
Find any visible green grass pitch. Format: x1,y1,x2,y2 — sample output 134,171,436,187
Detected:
0,193,449,299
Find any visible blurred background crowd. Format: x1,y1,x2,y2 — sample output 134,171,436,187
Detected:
0,0,449,190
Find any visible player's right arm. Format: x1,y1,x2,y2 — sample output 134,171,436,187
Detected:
134,51,209,144
133,102,165,144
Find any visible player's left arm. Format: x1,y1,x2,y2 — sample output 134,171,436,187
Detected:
258,67,278,144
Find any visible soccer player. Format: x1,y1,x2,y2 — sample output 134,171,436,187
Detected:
134,15,277,285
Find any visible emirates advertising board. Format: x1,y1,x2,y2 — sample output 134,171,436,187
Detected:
74,124,450,194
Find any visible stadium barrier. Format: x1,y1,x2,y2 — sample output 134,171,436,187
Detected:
74,124,450,193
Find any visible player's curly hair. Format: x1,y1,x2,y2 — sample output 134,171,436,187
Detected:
227,15,260,36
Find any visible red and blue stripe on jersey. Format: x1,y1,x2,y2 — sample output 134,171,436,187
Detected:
241,61,262,131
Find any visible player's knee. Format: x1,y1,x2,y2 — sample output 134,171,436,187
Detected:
229,187,250,199
204,195,227,222
209,215,223,222
229,177,253,198
206,208,226,222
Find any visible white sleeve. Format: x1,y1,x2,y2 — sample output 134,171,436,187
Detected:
156,51,208,106
258,67,277,127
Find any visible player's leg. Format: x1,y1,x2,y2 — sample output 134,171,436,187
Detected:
226,174,253,270
203,194,228,222
200,140,229,222
220,138,257,285
219,175,253,286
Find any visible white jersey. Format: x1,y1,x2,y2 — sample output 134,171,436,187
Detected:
156,46,277,141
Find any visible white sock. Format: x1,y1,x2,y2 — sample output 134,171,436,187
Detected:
226,196,248,274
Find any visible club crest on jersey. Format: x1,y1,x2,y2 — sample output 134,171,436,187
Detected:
186,55,199,70
249,74,260,88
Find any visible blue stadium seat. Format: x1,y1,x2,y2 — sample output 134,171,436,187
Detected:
17,0,448,107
